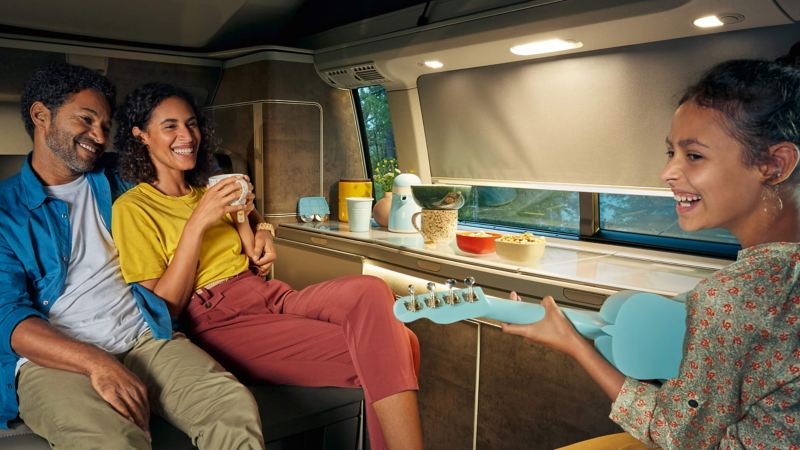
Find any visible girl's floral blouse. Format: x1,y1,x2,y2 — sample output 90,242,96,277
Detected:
610,242,800,450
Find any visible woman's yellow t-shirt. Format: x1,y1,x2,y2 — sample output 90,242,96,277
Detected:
112,183,249,290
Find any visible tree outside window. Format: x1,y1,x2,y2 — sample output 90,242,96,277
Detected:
356,85,397,177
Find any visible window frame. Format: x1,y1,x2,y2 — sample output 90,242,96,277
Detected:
352,88,375,181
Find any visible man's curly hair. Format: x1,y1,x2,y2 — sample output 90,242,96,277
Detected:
20,62,116,138
115,83,215,187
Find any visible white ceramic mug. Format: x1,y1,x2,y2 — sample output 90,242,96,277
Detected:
346,197,373,232
208,173,249,206
208,173,249,223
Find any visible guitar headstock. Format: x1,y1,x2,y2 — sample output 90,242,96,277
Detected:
393,277,491,324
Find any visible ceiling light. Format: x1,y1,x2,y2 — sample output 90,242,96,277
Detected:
693,15,724,28
423,60,444,69
510,39,583,56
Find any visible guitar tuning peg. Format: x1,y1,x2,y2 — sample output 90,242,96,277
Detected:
405,284,420,312
463,276,476,302
445,278,457,305
425,282,440,308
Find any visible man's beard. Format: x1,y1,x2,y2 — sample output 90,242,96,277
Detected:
45,126,99,174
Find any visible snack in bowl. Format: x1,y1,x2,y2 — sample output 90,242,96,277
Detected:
494,232,546,264
456,231,503,254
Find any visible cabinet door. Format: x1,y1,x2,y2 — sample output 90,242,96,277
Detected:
274,239,362,290
408,320,478,450
477,324,620,449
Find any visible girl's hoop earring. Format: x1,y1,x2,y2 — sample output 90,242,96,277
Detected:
773,185,784,212
762,183,784,214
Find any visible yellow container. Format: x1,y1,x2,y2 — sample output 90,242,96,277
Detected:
338,179,372,222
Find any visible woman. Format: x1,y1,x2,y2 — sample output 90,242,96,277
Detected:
504,55,800,448
111,83,423,450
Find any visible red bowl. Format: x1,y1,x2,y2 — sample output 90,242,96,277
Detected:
456,231,503,254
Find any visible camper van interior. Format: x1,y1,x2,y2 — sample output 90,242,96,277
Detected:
1,0,798,449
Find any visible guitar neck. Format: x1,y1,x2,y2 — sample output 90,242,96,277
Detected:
395,287,606,341
482,295,606,340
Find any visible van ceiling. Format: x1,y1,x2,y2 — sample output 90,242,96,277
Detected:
0,0,430,51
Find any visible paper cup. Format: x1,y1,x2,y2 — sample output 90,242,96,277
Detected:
346,197,373,232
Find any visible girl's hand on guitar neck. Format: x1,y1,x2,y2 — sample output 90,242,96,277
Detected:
501,294,590,359
503,293,626,400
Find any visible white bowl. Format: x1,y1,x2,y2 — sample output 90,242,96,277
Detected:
494,234,545,264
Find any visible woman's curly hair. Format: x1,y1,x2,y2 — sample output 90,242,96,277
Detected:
115,83,215,187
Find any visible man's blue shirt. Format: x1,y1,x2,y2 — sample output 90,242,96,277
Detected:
0,154,172,428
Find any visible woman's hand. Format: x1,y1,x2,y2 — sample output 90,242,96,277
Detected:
501,294,588,359
249,229,277,276
236,178,256,223
243,177,256,212
189,176,249,231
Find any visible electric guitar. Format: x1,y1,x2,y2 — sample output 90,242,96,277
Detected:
394,279,686,380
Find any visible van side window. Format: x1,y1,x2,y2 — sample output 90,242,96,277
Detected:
355,85,397,192
460,187,580,236
599,193,739,257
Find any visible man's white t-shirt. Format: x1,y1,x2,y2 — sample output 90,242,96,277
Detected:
17,175,149,372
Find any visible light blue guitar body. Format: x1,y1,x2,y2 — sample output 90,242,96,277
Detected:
393,288,686,381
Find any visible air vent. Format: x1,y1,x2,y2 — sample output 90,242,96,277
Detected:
353,65,384,81
318,62,390,89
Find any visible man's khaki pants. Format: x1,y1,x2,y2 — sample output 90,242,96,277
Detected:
17,331,264,450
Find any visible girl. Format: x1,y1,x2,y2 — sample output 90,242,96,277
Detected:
111,83,423,450
504,56,800,448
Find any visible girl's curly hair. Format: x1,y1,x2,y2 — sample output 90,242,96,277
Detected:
115,83,215,187
679,52,800,171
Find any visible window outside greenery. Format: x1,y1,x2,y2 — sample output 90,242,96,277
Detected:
356,85,396,178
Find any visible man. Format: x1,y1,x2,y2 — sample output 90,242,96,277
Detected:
0,62,264,449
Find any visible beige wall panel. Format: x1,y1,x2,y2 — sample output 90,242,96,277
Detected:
0,47,63,98
407,320,478,450
273,239,362,290
476,325,619,449
263,103,321,214
0,102,31,155
0,48,63,155
213,61,364,219
206,105,254,176
106,58,221,107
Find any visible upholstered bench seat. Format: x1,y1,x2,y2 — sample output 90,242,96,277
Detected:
0,385,365,450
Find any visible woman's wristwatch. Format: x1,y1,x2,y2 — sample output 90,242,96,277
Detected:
255,222,275,237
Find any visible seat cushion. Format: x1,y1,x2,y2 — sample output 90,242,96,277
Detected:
1,385,364,450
